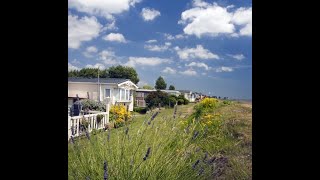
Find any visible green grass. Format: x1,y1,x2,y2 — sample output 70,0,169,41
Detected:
68,102,252,179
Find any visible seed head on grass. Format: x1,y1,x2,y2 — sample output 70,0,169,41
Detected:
86,176,90,180
192,159,200,169
192,131,199,140
143,147,151,161
104,161,108,180
85,131,90,140
125,127,129,135
198,166,204,176
107,130,110,142
207,157,216,164
203,152,208,162
151,112,159,121
204,125,208,133
70,136,75,144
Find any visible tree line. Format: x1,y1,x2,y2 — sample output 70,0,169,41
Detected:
68,65,139,84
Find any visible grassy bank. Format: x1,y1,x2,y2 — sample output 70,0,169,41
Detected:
68,100,252,179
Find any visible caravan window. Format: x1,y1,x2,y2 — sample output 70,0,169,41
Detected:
105,89,111,98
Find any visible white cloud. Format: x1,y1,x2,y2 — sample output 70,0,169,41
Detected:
83,46,98,58
216,66,233,72
164,33,187,40
178,1,252,37
186,62,210,70
85,63,106,70
175,34,186,39
179,69,197,76
141,8,161,21
103,33,126,43
101,20,118,32
71,59,81,64
162,67,176,74
175,45,219,60
68,63,80,71
144,42,171,52
228,54,245,60
68,14,102,49
146,39,157,43
201,72,207,75
137,80,149,87
98,50,119,65
69,0,142,19
231,7,252,36
193,0,210,8
164,33,175,40
125,57,170,67
87,46,98,53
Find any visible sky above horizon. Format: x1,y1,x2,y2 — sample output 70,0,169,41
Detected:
68,0,252,99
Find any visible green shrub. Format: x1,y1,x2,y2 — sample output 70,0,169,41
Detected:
133,107,147,114
177,99,184,105
184,99,189,105
145,90,169,108
168,96,177,107
81,99,106,111
96,114,104,123
223,100,232,105
81,118,89,129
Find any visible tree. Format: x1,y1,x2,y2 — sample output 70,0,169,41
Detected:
108,65,139,84
68,68,108,78
155,76,167,90
168,95,177,107
145,90,169,109
142,85,154,89
177,94,189,105
168,85,175,90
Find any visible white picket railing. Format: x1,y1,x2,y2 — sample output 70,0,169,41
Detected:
68,112,109,141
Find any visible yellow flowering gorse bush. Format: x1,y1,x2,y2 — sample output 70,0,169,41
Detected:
110,104,131,127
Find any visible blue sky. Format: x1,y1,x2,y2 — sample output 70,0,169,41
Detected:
68,0,252,99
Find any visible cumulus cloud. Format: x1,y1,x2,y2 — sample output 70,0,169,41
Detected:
228,54,245,60
137,80,149,87
125,57,170,67
175,45,219,60
144,42,171,52
164,33,175,40
231,7,252,36
101,20,118,32
85,63,106,70
162,67,176,74
103,33,126,43
68,14,102,49
215,66,233,72
71,59,81,64
178,0,252,37
186,62,210,70
98,50,119,65
141,8,161,21
83,46,98,58
164,33,187,40
179,69,197,76
68,63,80,71
69,0,142,19
146,39,157,43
